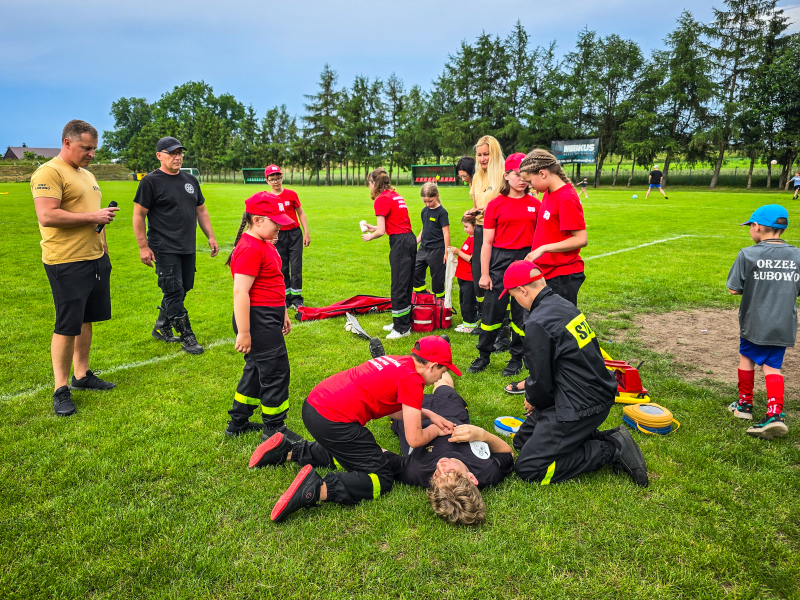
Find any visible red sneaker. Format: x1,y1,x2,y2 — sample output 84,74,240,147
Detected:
249,432,293,468
270,465,323,523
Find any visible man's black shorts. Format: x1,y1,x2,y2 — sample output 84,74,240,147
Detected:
43,254,112,336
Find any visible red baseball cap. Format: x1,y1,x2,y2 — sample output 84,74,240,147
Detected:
499,260,544,298
265,165,282,178
413,336,462,376
504,152,526,173
244,192,295,226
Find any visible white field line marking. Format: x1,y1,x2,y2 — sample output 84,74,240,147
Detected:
3,338,234,402
584,235,699,261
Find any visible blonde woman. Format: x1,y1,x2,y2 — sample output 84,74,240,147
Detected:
464,135,505,326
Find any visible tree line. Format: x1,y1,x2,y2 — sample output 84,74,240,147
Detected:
101,0,800,189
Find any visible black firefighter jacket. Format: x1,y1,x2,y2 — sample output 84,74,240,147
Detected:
523,287,617,422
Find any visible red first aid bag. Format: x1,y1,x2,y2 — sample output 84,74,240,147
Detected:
295,295,392,322
411,293,452,332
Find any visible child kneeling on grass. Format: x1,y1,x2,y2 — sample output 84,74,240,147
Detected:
250,336,460,523
386,371,514,525
727,205,800,440
449,215,479,333
223,192,303,444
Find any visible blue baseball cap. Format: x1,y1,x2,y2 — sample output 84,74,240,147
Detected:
740,204,789,229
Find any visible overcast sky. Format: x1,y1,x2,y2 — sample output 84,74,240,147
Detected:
2,0,799,150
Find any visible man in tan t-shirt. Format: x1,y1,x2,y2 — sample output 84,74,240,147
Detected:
31,119,120,417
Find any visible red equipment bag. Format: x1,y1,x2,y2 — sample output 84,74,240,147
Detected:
295,295,392,322
411,292,453,332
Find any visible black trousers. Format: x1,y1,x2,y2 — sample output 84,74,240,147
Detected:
391,385,469,454
413,245,447,298
476,247,529,361
276,227,303,305
154,252,196,321
471,225,485,315
228,307,290,428
293,400,394,505
513,404,614,485
389,232,417,332
457,278,479,326
546,272,585,307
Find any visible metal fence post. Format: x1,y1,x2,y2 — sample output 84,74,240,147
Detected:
689,168,692,185
733,167,737,186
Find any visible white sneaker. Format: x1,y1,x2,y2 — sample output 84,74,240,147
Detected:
454,324,474,334
386,328,411,340
382,324,395,331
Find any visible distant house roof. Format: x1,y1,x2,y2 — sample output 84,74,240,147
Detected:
4,147,61,160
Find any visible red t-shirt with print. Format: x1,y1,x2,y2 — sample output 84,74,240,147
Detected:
483,194,541,249
455,235,474,280
374,190,412,235
531,185,586,279
276,188,301,230
308,355,424,426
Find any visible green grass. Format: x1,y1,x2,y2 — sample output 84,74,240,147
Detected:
1,181,799,600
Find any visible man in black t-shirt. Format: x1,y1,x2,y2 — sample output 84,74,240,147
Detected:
413,183,451,299
386,372,514,524
645,164,668,199
133,137,219,355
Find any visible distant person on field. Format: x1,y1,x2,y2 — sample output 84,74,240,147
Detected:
456,156,475,185
31,119,120,417
413,182,450,299
577,177,589,199
645,165,668,199
265,164,310,309
727,205,800,440
789,171,800,200
133,137,218,355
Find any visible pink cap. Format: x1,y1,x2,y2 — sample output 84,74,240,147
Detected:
499,260,544,298
244,192,295,226
413,336,461,376
264,165,282,178
504,152,526,173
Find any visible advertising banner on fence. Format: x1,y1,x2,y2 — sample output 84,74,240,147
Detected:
550,138,600,164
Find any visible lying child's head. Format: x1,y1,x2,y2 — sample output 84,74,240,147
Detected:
427,462,485,525
461,214,476,235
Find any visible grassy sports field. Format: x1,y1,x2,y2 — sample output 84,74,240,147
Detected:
1,180,798,599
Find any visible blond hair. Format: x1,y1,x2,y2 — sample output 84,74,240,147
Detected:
470,135,505,199
519,148,571,185
367,167,394,200
420,182,439,198
426,472,486,525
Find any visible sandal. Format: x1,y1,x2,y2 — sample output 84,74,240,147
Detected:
504,380,525,395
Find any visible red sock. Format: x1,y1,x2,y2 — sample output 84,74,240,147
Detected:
765,374,784,417
738,369,755,406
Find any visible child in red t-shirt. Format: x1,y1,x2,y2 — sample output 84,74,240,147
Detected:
249,337,460,523
519,149,588,307
469,153,541,378
449,215,479,333
223,192,303,443
361,168,416,339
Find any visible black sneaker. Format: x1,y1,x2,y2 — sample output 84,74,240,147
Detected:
53,385,76,417
224,420,264,437
502,359,523,377
292,301,305,310
249,432,294,468
262,423,304,444
70,370,116,391
608,428,649,487
468,356,490,374
747,412,789,440
369,337,386,358
270,465,323,523
439,334,450,345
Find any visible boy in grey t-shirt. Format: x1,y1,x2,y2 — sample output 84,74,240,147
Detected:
726,204,800,440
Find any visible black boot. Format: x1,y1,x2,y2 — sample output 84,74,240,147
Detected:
152,306,180,343
492,326,511,354
172,314,204,355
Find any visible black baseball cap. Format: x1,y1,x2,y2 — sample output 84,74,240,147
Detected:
156,137,185,153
